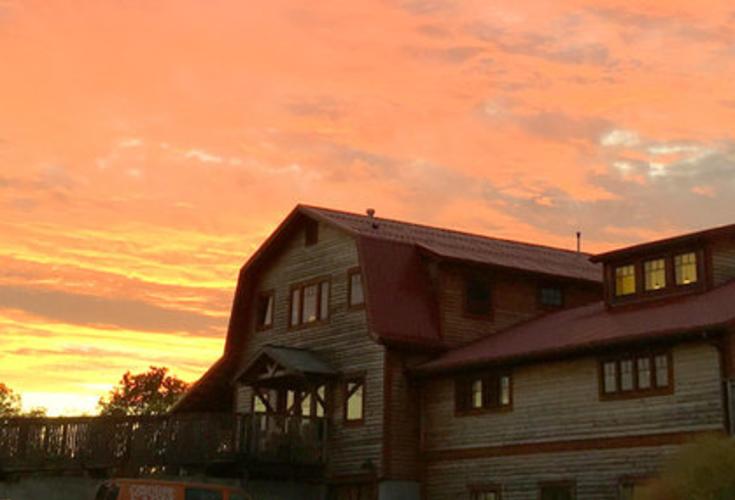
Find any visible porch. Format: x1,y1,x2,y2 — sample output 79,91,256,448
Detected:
0,412,326,475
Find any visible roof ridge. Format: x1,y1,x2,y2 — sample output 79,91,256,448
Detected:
299,204,594,258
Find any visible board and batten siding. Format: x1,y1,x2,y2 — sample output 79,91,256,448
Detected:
421,342,725,451
232,221,385,478
425,445,678,500
438,263,601,348
710,236,735,286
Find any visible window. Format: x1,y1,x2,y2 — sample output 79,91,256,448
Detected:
600,352,672,398
466,277,492,316
644,258,666,291
185,488,223,500
470,486,501,500
456,372,512,413
539,483,575,500
348,269,364,307
255,291,274,330
344,377,365,423
289,279,330,327
675,252,698,285
615,265,636,296
305,219,319,246
539,285,564,308
286,385,326,417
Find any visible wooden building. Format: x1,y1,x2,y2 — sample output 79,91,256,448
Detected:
176,205,735,500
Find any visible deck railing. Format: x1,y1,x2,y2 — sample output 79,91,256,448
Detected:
0,413,326,473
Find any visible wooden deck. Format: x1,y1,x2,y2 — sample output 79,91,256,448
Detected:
0,413,326,473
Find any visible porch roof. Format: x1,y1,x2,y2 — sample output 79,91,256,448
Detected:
233,345,338,384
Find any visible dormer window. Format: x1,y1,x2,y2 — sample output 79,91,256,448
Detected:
644,259,666,291
674,252,697,285
465,277,492,317
614,265,636,296
539,285,564,308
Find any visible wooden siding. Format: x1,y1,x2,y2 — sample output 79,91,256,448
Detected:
425,444,678,499
232,221,384,478
383,350,423,480
421,342,725,452
711,236,735,286
438,263,601,348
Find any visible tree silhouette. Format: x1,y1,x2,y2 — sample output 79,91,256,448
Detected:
0,382,21,416
98,366,190,416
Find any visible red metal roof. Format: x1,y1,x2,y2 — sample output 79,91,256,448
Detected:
301,205,602,283
416,280,735,375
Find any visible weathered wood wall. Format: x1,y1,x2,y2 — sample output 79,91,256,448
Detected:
420,341,725,499
425,445,678,500
710,236,735,286
438,263,601,347
233,220,385,478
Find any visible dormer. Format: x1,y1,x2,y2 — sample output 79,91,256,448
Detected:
591,223,735,307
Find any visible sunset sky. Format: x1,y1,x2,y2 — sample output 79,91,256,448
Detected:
1,0,734,415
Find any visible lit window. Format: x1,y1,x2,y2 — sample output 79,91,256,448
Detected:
471,379,483,409
303,284,318,323
500,376,511,406
603,361,617,394
289,280,330,327
600,352,671,399
456,373,512,413
615,265,636,296
540,286,563,308
345,378,364,422
256,292,274,329
675,252,698,285
644,259,666,291
349,270,364,306
466,277,492,316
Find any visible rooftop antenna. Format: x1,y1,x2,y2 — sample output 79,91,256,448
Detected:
366,208,379,229
576,231,582,254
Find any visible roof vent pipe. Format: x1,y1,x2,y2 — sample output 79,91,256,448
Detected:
366,208,379,229
576,231,582,254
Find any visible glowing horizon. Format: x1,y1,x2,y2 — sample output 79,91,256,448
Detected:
1,0,734,415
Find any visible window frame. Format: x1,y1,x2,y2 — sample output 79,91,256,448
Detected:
343,374,366,426
288,277,331,329
614,263,638,297
455,370,513,416
538,282,565,310
347,267,365,309
598,350,673,400
674,251,699,287
255,290,275,331
643,256,667,292
464,275,493,319
538,480,576,500
468,483,502,500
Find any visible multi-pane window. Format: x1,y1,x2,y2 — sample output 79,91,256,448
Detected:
289,279,330,327
540,285,564,308
600,352,672,398
286,386,326,417
644,259,666,291
675,252,698,285
456,373,512,413
540,483,574,500
471,488,501,500
466,278,492,316
255,292,274,330
348,270,364,307
615,265,636,296
344,377,365,423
